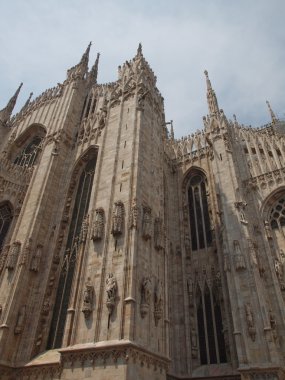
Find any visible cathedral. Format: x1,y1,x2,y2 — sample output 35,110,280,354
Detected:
0,43,284,380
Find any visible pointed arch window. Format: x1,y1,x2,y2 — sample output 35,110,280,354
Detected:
0,203,13,250
188,171,212,251
196,284,227,365
47,151,97,349
269,196,285,231
14,135,43,167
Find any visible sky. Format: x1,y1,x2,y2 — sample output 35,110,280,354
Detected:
0,0,285,138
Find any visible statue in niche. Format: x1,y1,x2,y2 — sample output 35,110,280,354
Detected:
154,217,163,250
112,201,124,236
92,208,104,241
274,259,285,290
82,277,94,318
106,273,117,315
245,303,256,341
80,214,89,242
140,276,151,318
234,201,248,224
233,240,246,270
20,237,32,266
142,206,152,240
6,241,21,270
0,245,10,273
30,244,43,272
130,198,139,230
264,220,272,240
14,305,26,335
154,280,163,326
248,239,258,267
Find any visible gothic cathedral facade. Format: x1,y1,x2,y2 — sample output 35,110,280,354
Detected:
0,44,284,380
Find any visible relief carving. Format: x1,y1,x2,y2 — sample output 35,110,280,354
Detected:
140,276,151,318
111,201,124,236
233,240,246,270
14,305,26,335
92,208,104,241
245,303,256,341
154,279,163,326
142,206,152,240
82,277,94,318
130,198,139,230
30,244,43,272
106,273,117,315
6,241,21,270
154,217,163,250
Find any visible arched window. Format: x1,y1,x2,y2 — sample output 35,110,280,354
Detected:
0,203,13,250
269,196,285,231
196,284,227,365
188,171,212,251
47,152,97,349
14,135,43,167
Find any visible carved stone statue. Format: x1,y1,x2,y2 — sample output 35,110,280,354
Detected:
112,202,124,236
142,206,152,240
154,280,163,326
92,208,104,241
264,220,272,240
245,303,256,341
14,305,26,335
233,240,246,270
106,273,117,314
154,217,163,250
274,259,285,290
130,198,139,230
82,277,94,318
140,276,151,318
80,214,89,242
30,244,43,272
20,237,32,266
6,241,21,270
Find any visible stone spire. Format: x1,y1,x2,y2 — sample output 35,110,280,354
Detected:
0,82,23,126
266,100,278,124
89,52,100,85
204,70,219,116
22,92,33,110
137,42,143,57
80,41,92,66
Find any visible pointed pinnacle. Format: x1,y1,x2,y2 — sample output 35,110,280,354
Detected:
80,41,92,64
266,100,277,124
137,42,142,56
90,52,100,83
22,92,33,110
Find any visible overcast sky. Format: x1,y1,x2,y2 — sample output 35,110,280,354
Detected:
0,0,284,137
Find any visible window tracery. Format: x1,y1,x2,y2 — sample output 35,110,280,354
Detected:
14,136,43,167
188,171,212,251
0,203,13,250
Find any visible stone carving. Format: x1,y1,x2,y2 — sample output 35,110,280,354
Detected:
233,240,246,270
106,273,117,315
130,198,139,229
20,237,32,266
6,241,21,270
82,277,94,318
30,244,43,272
92,208,104,241
264,220,272,240
80,214,89,242
142,206,152,240
245,303,256,341
140,276,151,318
154,217,163,250
14,305,26,335
154,280,163,326
234,201,248,224
248,239,258,267
274,259,285,290
41,297,50,316
0,244,10,273
111,201,124,236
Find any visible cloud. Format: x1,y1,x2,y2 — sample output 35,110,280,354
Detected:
0,0,284,137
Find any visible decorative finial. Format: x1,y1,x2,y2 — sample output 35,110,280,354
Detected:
22,92,33,111
0,82,23,125
266,100,277,124
80,41,92,65
204,70,219,116
137,42,142,56
233,114,237,123
89,52,100,84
